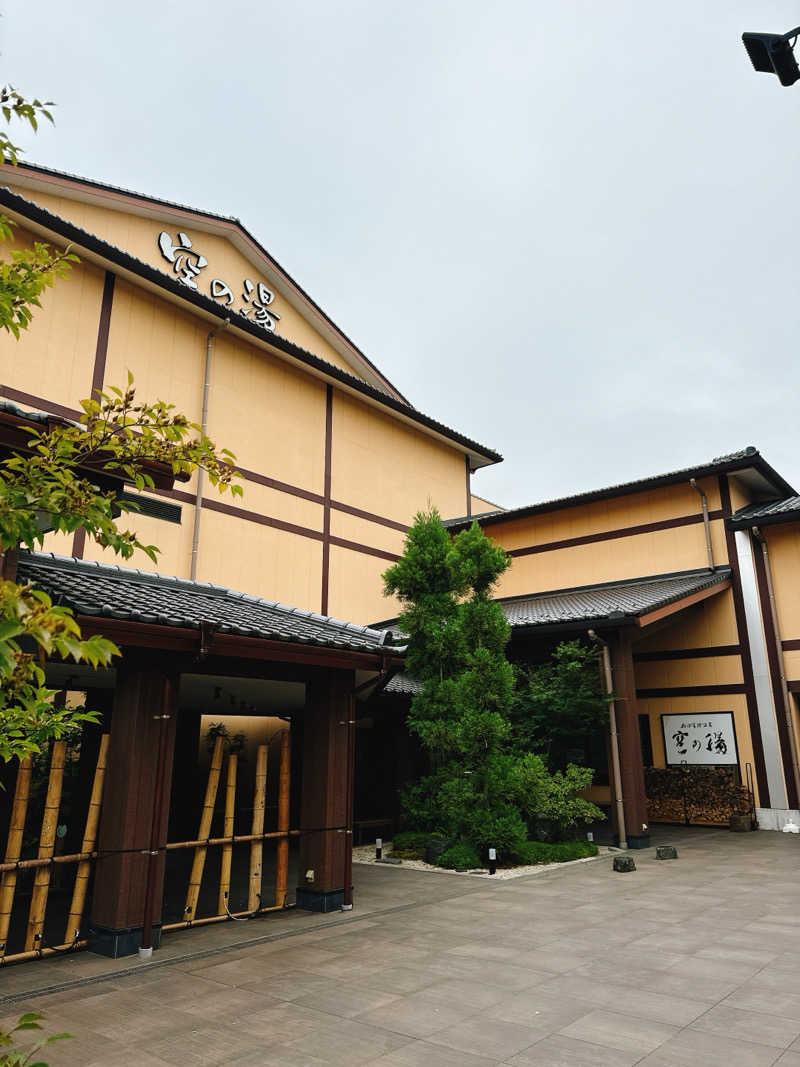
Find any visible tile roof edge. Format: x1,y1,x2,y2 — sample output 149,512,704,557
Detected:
444,448,796,529
495,566,732,606
20,551,395,643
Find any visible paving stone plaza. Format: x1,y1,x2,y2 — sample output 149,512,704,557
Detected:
2,828,799,1066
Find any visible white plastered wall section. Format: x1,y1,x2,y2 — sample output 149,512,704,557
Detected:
735,530,800,827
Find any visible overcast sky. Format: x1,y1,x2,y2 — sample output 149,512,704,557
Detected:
4,2,800,509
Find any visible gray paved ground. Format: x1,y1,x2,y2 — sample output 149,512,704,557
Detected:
2,828,800,1065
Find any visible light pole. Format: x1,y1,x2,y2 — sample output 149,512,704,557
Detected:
742,26,800,86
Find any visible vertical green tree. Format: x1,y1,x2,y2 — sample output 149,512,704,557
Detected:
383,509,529,856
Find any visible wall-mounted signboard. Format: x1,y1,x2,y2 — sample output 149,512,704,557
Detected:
661,712,738,767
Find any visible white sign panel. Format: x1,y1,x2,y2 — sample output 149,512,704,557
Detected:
661,712,738,766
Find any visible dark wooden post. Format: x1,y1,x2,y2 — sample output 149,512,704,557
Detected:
88,657,178,957
610,631,650,849
296,669,354,912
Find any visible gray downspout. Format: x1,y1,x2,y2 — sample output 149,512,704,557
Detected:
190,322,228,581
588,630,627,849
690,478,715,571
752,526,800,807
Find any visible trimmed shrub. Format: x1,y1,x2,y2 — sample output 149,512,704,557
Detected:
438,842,481,870
390,831,429,858
424,834,455,865
514,839,598,865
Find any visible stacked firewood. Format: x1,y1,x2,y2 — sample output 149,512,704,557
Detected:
645,766,752,826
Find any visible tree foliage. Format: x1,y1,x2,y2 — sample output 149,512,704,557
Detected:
0,381,242,763
0,88,75,339
0,1011,69,1067
511,640,610,768
384,509,602,860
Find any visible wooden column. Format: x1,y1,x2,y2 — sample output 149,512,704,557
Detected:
296,670,353,912
88,657,178,957
610,631,650,849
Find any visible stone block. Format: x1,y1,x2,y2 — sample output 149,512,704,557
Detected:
655,845,678,860
613,854,636,872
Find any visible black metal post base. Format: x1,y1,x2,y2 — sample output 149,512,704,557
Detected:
295,887,347,913
87,922,162,958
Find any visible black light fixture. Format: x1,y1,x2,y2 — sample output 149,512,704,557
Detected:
742,26,800,86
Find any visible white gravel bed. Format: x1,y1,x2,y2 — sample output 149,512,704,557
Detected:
352,842,612,880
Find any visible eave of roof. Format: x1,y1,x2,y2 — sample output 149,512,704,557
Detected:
18,552,403,659
5,161,407,404
727,495,800,530
444,447,794,529
0,184,501,470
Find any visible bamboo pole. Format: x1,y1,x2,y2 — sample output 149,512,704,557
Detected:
275,730,291,908
1,939,88,966
0,757,32,956
184,735,224,921
248,744,268,911
25,741,67,952
64,734,109,944
217,752,238,915
162,900,288,932
165,828,299,851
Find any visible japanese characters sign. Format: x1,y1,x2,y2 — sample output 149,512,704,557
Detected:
661,712,738,766
157,231,281,333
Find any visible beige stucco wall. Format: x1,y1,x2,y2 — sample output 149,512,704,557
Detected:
0,224,104,408
331,391,467,526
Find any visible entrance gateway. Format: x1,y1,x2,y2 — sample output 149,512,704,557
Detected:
0,552,402,964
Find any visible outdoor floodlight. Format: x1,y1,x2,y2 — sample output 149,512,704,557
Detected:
742,28,800,86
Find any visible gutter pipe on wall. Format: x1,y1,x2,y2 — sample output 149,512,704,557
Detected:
751,526,800,804
690,478,715,571
588,630,627,849
190,320,229,582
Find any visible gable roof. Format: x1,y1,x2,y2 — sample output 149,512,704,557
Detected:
444,447,794,528
18,552,401,655
496,568,731,630
0,183,501,470
4,161,406,402
727,496,800,530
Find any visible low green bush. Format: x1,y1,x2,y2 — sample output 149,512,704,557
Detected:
437,842,481,870
390,831,429,859
514,839,598,865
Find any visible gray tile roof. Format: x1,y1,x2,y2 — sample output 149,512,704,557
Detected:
18,552,398,654
445,447,794,528
498,568,731,628
728,496,800,529
380,569,732,696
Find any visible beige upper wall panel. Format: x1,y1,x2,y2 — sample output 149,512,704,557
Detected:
0,224,105,409
327,544,400,626
481,479,720,554
207,333,327,493
493,521,726,599
331,391,467,525
763,524,800,640
635,592,740,650
4,181,364,379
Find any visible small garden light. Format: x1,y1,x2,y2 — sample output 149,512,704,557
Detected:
375,837,382,861
742,27,800,86
488,847,496,875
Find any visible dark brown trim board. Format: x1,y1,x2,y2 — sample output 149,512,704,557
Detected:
719,474,771,805
752,531,799,808
329,499,408,534
508,510,726,559
782,639,800,652
0,385,81,421
91,271,115,398
637,684,747,699
321,385,333,615
634,645,741,662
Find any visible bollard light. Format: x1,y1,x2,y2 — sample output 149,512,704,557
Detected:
742,27,800,86
488,847,497,876
375,837,382,861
